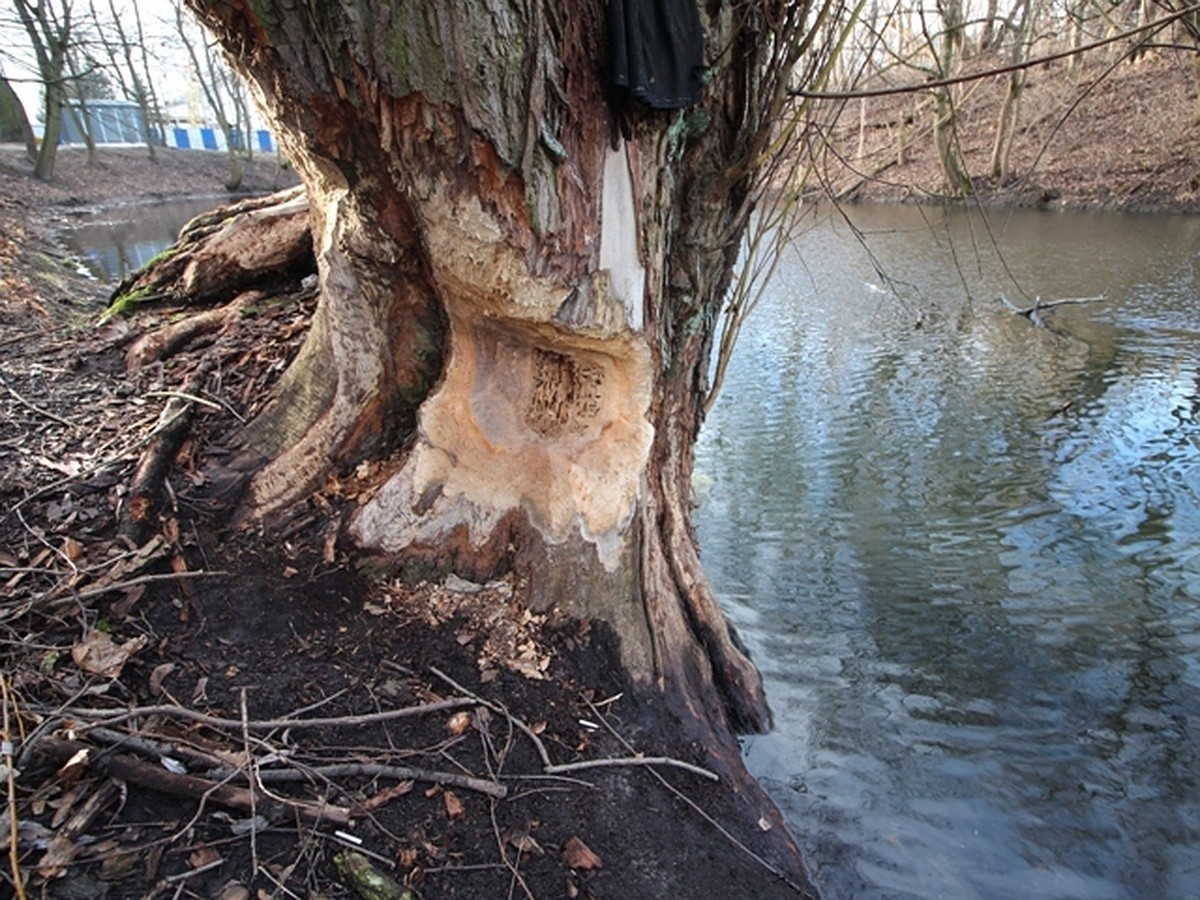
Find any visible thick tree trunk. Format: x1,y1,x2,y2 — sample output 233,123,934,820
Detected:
179,0,772,742
0,75,37,158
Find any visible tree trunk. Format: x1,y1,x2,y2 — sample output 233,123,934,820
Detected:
990,0,1032,183
0,74,37,159
178,0,783,744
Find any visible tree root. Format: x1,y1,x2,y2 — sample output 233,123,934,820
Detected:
119,356,215,543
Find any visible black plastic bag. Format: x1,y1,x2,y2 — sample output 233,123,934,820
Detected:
606,0,704,110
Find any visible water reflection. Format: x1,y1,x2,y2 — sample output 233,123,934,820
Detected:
695,205,1200,899
62,196,233,281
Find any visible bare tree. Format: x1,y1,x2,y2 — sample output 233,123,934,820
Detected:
172,0,245,189
990,0,1036,181
928,0,973,193
88,0,166,160
13,0,74,179
116,0,856,755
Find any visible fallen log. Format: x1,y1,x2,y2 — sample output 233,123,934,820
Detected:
29,736,351,828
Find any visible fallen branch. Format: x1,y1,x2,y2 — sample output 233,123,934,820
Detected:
998,293,1105,325
29,736,350,827
120,356,215,543
68,695,476,732
35,778,122,879
242,762,506,799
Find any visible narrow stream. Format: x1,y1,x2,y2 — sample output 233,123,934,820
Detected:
61,196,236,281
695,204,1200,899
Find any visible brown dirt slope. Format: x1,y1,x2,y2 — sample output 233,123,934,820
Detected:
820,51,1200,212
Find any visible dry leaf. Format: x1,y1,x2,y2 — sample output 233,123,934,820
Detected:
561,835,602,870
99,848,140,879
502,820,544,857
50,784,84,826
71,630,148,678
443,790,466,820
189,845,223,868
149,662,176,696
362,779,414,811
62,536,85,561
216,883,250,900
55,749,89,787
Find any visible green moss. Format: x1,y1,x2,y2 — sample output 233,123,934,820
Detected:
100,285,155,324
142,245,177,270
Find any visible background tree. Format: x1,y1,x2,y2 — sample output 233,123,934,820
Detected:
134,0,854,741
989,0,1034,181
0,69,37,156
12,0,74,179
89,0,166,159
928,0,973,192
173,0,246,189
61,46,110,164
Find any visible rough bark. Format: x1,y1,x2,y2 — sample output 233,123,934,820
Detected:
167,0,799,743
0,74,37,158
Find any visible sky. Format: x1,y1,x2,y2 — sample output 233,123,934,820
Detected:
2,0,243,129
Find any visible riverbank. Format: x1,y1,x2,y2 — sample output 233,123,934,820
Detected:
0,147,815,897
821,52,1200,213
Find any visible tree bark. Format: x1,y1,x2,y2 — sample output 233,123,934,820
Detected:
0,74,37,159
173,0,784,744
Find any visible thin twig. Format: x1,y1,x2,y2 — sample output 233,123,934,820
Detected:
581,694,806,893
69,695,476,732
429,666,552,770
164,857,224,882
41,569,227,604
545,756,719,781
240,690,259,880
142,389,224,410
2,675,29,900
0,372,75,428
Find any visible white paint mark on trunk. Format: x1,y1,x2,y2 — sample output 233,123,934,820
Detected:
599,144,645,330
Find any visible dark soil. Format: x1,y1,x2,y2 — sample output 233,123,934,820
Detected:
0,146,813,898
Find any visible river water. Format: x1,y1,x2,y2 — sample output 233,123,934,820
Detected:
694,204,1200,899
62,196,234,281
